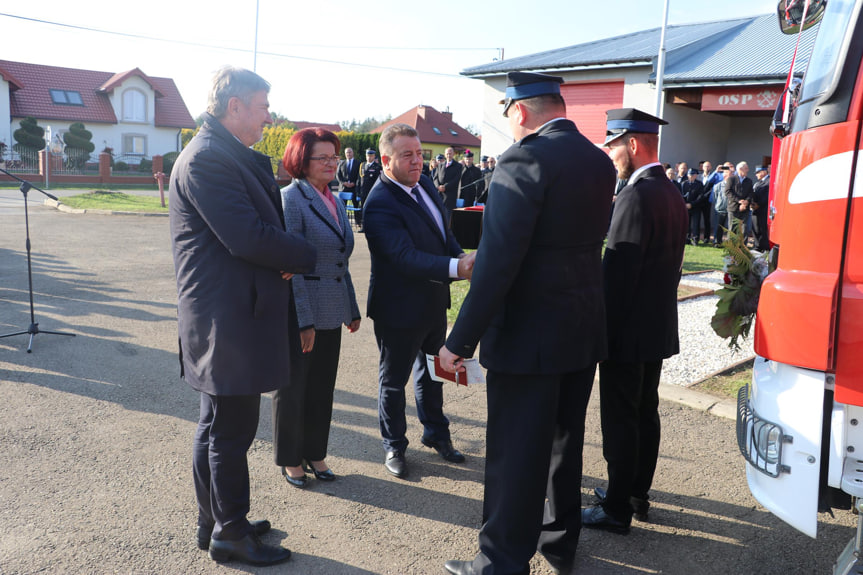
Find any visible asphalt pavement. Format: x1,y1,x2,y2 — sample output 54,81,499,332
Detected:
0,197,855,574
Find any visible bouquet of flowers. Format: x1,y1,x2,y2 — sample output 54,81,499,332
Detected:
711,224,770,351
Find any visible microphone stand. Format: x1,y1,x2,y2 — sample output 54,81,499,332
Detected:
0,166,75,352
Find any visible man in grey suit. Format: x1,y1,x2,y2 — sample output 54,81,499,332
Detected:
440,72,616,575
169,67,316,566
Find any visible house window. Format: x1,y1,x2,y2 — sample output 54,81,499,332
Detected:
122,89,147,123
123,134,147,156
49,89,83,106
449,129,458,136
432,127,441,135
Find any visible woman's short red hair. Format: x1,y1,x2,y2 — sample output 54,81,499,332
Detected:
282,128,341,179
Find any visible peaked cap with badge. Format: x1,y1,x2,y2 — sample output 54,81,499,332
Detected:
499,71,565,116
603,108,668,146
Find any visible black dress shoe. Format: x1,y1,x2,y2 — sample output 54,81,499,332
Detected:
385,450,408,478
196,519,271,550
593,486,649,522
421,437,466,463
305,460,336,481
281,466,308,488
208,532,291,565
444,559,476,574
582,505,631,534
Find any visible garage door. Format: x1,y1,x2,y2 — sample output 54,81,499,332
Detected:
561,81,624,145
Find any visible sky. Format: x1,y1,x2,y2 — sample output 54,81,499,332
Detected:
0,0,777,133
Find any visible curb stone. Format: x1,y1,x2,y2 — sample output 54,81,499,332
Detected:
43,198,168,217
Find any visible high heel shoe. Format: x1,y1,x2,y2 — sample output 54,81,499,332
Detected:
281,466,308,488
305,460,336,482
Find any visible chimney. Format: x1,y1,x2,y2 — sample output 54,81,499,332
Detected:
417,105,426,119
442,107,453,121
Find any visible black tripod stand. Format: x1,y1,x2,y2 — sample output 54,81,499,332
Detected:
0,167,75,352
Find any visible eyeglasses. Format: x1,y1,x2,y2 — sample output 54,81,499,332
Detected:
309,155,340,164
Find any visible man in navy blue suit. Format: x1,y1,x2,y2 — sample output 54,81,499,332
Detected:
363,123,475,479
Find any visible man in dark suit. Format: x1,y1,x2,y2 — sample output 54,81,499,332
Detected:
434,146,463,219
457,150,484,207
169,67,316,566
356,148,382,231
582,108,688,535
439,72,616,575
751,165,770,250
363,123,475,479
337,147,360,200
682,168,708,245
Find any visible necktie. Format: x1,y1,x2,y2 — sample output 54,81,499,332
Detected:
411,186,442,238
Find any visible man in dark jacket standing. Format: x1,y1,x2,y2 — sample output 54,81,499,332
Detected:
582,108,688,535
457,150,484,207
439,72,615,575
682,168,708,245
751,165,771,250
434,147,463,219
169,67,316,566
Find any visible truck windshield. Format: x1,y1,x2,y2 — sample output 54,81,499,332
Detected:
797,0,858,108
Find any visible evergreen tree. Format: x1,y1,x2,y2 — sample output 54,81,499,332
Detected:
63,122,96,170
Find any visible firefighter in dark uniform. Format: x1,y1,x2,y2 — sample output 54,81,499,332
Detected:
357,148,382,231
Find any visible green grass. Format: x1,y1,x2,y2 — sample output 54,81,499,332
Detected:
59,191,168,212
693,360,753,400
448,243,724,324
682,242,725,273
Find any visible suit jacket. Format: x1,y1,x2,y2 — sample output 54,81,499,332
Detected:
282,179,361,331
752,176,770,215
446,119,616,374
603,164,689,363
433,161,463,211
337,158,360,192
363,173,464,329
458,164,484,207
169,114,317,396
725,176,753,219
682,179,708,208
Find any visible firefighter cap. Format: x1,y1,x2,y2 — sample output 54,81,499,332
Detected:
604,108,668,146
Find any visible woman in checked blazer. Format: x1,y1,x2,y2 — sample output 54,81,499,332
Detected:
273,128,361,488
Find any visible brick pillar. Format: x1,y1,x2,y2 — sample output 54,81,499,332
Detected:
39,149,47,177
151,155,163,175
99,152,112,179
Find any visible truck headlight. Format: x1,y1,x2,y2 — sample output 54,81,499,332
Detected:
738,385,792,477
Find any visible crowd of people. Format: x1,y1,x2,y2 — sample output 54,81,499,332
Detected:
169,66,690,574
660,158,771,251
342,143,496,232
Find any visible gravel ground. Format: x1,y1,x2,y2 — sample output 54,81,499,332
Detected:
663,272,754,387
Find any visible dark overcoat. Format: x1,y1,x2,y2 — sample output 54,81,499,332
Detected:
169,114,316,396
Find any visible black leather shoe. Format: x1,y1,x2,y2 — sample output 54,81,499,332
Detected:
421,437,466,463
582,505,631,534
281,466,308,488
305,460,336,481
385,450,408,478
196,519,271,550
208,533,291,565
593,486,649,522
444,559,476,574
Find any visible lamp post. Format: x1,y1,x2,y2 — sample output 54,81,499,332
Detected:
44,126,51,190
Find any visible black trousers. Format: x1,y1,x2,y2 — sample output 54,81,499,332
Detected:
273,327,342,467
470,366,595,575
193,392,260,541
753,209,769,251
598,359,663,520
374,320,450,453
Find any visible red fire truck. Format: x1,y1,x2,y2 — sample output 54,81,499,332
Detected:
737,0,863,572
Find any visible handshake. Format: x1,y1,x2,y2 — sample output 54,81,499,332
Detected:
457,251,477,280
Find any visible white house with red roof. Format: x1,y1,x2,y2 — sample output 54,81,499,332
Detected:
373,105,481,159
0,59,195,163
